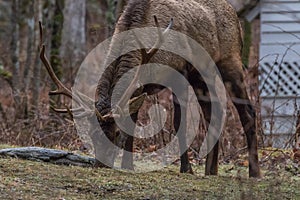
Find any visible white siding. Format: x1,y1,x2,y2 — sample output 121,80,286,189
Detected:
260,0,300,61
260,0,300,95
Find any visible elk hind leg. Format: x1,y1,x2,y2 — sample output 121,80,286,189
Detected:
218,57,261,177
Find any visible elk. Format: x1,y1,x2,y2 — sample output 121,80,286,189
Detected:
40,0,261,177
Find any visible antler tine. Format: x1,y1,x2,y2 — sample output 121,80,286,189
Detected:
50,104,74,119
108,16,173,118
39,21,43,47
51,106,85,113
52,106,99,119
133,16,173,65
143,16,173,63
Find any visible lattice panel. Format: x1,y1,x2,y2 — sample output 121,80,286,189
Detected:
259,61,300,96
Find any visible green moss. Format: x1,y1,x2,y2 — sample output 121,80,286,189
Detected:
0,68,12,79
242,21,252,68
0,66,12,86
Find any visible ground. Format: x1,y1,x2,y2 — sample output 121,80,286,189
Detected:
0,146,299,199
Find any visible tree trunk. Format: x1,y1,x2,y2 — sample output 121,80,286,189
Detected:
49,0,64,107
10,0,23,119
23,0,35,118
60,0,86,81
31,0,42,113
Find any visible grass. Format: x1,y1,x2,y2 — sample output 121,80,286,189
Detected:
0,154,299,200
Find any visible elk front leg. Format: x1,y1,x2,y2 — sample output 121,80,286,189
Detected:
173,92,193,174
190,77,220,175
121,134,134,170
120,112,137,170
91,128,117,168
200,100,220,176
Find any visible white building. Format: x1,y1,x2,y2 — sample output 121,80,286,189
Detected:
248,0,300,148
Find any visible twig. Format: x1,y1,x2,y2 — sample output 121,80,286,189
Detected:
223,147,248,162
260,148,288,163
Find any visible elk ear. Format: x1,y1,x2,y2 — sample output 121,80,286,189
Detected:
128,93,147,114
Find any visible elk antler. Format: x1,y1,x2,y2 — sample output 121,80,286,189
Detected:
107,16,173,118
39,15,172,121
39,21,104,120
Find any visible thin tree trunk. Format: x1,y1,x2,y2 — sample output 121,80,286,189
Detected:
43,0,56,60
31,0,42,114
99,0,109,39
23,0,35,118
10,0,22,119
49,0,64,106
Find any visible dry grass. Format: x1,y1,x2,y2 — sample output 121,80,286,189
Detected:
0,155,299,199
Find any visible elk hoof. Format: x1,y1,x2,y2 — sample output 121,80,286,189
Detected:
249,170,262,178
180,164,194,174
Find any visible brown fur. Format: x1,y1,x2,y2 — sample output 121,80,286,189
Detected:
96,0,261,177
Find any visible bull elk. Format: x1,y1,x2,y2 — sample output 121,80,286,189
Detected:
40,0,261,177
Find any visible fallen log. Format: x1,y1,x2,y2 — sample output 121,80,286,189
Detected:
0,147,95,167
